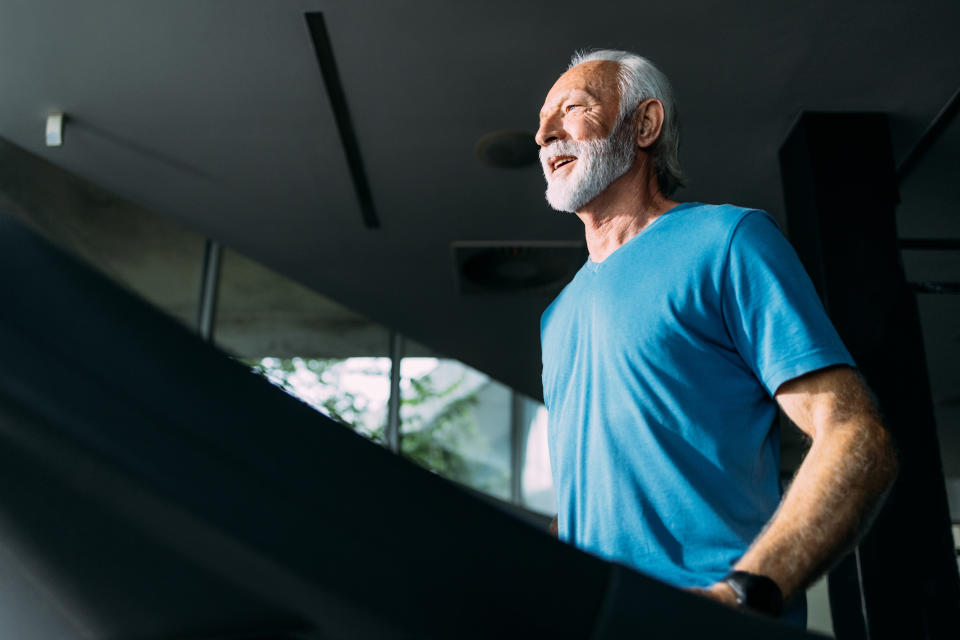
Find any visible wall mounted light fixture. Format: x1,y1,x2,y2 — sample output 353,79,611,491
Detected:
46,112,63,147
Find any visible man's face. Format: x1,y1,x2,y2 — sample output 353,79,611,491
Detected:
536,61,636,212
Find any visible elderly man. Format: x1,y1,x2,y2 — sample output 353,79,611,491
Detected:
536,49,898,627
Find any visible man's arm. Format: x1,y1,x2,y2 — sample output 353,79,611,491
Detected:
702,365,898,606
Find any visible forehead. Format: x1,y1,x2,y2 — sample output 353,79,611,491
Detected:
540,60,621,116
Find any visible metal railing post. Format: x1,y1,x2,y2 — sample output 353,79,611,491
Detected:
196,239,222,342
386,331,404,454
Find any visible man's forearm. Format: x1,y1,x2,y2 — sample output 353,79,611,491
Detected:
733,418,897,600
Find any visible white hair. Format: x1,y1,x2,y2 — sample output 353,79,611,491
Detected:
568,49,684,196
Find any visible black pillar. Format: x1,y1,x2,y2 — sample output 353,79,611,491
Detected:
779,112,960,639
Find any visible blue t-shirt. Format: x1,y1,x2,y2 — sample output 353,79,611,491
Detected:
540,202,854,627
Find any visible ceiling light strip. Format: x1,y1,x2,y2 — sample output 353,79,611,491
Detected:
305,12,380,229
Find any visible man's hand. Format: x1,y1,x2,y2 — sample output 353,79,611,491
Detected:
689,582,740,609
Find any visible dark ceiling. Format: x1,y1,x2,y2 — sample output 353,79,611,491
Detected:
0,0,958,409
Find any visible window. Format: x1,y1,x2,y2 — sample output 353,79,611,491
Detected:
215,247,555,514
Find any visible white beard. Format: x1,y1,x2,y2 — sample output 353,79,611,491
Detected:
541,117,637,213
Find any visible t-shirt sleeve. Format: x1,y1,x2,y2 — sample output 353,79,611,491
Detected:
720,210,856,396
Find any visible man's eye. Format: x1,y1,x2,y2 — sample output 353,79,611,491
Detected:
565,104,580,113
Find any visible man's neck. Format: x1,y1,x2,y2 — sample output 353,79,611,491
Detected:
576,164,678,263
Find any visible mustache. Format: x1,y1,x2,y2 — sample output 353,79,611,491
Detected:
539,139,583,159
540,139,591,177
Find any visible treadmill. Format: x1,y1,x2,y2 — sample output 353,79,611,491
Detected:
0,210,820,639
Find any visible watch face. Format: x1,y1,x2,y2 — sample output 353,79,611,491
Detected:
724,572,784,617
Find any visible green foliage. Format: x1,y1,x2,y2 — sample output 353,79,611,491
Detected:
247,357,498,489
400,370,479,483
248,357,385,442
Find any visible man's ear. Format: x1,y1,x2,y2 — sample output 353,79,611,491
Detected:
635,98,665,149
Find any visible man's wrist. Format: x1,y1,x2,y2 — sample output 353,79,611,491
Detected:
722,571,784,617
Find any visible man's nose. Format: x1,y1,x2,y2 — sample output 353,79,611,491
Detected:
535,115,564,147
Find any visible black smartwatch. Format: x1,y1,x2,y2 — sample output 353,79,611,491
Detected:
722,571,784,617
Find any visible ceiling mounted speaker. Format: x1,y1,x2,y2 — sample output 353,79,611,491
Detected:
452,242,586,294
475,130,539,168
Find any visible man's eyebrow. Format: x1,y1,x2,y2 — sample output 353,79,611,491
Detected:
539,95,565,120
539,89,591,120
